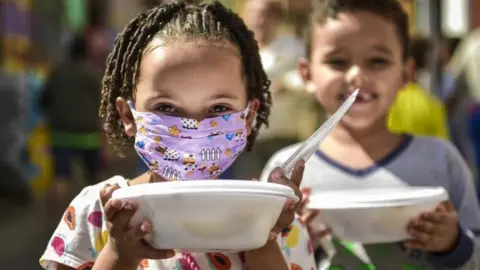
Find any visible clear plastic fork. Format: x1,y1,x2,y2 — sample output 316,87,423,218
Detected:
281,89,359,178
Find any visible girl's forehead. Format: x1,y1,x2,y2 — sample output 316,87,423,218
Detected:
135,39,247,102
139,39,241,74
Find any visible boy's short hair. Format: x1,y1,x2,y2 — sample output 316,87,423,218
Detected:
305,0,410,60
410,36,431,70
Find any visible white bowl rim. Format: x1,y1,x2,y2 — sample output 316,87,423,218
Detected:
111,180,298,201
307,186,448,210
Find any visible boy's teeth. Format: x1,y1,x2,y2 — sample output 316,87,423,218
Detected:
356,92,375,101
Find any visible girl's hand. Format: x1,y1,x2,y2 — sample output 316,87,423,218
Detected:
404,201,459,253
267,160,305,239
99,184,175,267
298,187,331,241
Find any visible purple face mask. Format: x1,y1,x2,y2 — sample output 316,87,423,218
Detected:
128,101,250,180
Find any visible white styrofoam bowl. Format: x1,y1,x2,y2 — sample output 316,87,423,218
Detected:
306,186,448,244
112,180,298,252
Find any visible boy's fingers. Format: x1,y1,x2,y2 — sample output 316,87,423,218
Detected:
297,188,311,215
407,226,431,244
420,212,445,224
404,240,425,249
442,201,455,212
301,187,311,196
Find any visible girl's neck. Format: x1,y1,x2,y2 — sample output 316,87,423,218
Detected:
128,171,166,186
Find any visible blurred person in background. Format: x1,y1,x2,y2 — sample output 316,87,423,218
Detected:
231,0,322,179
438,37,461,101
447,28,480,196
0,71,31,205
388,36,449,139
40,33,103,231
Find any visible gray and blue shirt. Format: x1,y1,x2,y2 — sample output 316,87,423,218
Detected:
261,136,480,269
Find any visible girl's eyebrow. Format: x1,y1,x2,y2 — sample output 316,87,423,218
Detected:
209,92,239,100
143,91,174,107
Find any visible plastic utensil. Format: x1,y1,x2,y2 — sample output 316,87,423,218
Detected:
281,89,359,177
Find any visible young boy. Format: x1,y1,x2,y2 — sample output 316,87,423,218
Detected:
261,0,480,269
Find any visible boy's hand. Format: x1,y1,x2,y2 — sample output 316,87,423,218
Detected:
298,187,331,240
99,184,175,266
267,160,305,240
405,201,459,253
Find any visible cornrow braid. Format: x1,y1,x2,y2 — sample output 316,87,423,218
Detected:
99,1,271,156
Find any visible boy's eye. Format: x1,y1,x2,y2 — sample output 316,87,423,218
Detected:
209,105,231,114
155,104,176,113
368,57,389,69
326,59,349,70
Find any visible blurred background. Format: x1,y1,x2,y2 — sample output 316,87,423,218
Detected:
1,0,480,268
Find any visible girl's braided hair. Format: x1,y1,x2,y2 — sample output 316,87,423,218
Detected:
99,1,271,156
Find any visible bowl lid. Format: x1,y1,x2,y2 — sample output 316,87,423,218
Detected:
112,180,298,201
307,186,448,209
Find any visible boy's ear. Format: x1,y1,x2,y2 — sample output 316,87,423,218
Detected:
298,58,315,93
404,57,415,84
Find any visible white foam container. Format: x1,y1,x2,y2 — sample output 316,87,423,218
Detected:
112,180,298,252
307,186,448,244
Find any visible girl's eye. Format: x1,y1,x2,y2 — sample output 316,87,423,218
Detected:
210,105,231,114
155,104,176,113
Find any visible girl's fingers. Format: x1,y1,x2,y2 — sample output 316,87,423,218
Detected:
126,221,153,241
110,201,138,238
311,227,332,239
138,241,176,260
269,168,303,202
301,209,318,225
104,198,123,221
290,160,306,188
100,184,121,206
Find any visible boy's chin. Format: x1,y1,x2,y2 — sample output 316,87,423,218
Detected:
341,117,387,135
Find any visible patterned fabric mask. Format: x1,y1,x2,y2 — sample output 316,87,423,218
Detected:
128,101,250,180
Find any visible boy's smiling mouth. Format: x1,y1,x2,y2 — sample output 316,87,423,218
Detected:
339,89,378,104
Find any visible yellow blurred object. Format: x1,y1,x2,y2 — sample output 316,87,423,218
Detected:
388,82,449,139
29,122,54,196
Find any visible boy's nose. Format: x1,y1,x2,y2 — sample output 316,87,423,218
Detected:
345,65,367,89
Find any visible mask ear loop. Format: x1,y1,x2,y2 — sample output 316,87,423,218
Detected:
126,100,135,110
244,102,257,120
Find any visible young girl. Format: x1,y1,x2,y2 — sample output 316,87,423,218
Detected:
261,0,480,269
40,2,315,270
